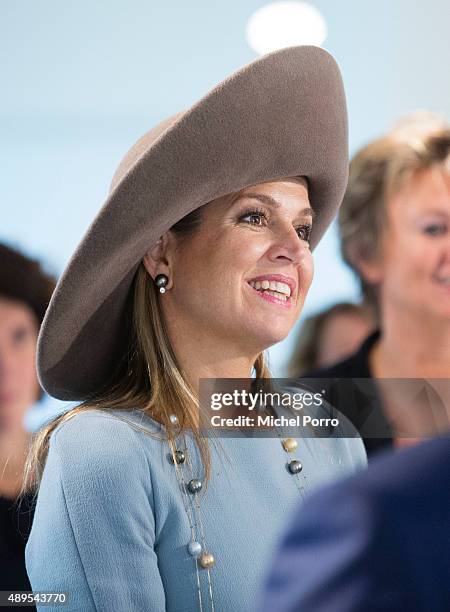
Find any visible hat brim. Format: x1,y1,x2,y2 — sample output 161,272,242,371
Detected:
38,45,348,400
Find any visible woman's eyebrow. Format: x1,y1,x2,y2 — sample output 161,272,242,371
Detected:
240,192,315,219
421,209,450,219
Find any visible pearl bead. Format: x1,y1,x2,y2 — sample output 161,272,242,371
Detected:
187,541,202,557
170,450,185,464
288,460,303,474
169,414,179,425
282,438,298,453
187,479,203,494
155,274,168,292
199,553,215,569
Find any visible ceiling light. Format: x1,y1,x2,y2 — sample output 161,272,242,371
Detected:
246,2,328,55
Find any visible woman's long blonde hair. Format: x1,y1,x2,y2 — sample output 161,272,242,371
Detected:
21,198,271,502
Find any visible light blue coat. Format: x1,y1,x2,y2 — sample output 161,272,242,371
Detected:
26,408,366,611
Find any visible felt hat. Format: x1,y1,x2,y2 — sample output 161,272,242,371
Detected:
37,45,348,400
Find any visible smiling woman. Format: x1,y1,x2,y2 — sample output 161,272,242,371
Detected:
22,47,366,612
310,124,450,456
144,178,314,370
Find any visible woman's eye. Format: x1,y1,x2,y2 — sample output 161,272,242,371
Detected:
424,223,447,236
296,224,312,242
12,327,29,344
240,210,268,226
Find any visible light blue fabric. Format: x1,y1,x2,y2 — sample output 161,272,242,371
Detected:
26,408,367,611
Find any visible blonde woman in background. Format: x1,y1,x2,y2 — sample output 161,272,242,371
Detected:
307,115,450,457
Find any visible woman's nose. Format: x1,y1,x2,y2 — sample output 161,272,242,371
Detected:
267,225,310,265
436,239,450,266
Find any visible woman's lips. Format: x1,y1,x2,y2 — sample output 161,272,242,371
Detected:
247,273,297,296
246,282,293,309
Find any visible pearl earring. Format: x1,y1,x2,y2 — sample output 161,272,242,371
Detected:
155,274,169,293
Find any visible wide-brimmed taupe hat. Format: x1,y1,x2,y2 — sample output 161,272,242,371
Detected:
38,45,348,400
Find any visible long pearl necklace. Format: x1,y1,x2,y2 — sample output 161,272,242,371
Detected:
167,412,307,612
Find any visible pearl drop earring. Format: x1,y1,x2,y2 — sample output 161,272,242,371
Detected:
155,274,169,293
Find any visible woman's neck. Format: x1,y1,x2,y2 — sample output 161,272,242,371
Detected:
166,318,260,395
371,305,450,378
178,348,258,396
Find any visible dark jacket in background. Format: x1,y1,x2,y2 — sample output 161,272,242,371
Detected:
302,331,393,458
260,435,450,612
0,492,36,612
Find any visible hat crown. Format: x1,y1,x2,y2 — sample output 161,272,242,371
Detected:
109,112,184,194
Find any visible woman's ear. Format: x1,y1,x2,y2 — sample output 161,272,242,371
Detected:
142,232,174,289
351,250,384,285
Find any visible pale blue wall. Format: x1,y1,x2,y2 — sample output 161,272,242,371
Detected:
2,0,450,384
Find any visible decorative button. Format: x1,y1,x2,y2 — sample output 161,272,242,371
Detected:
287,460,303,474
187,541,202,557
187,479,203,494
170,450,186,464
199,553,215,569
282,438,298,453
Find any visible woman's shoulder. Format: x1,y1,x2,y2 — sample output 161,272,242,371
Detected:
53,407,161,435
33,409,159,548
49,408,165,467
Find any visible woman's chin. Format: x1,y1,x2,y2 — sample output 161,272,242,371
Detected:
243,322,294,352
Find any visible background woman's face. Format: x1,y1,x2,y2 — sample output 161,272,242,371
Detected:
167,180,314,352
0,298,40,431
372,166,450,319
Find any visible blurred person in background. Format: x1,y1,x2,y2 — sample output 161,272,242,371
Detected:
260,433,450,612
288,302,374,376
306,116,450,457
0,243,56,601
